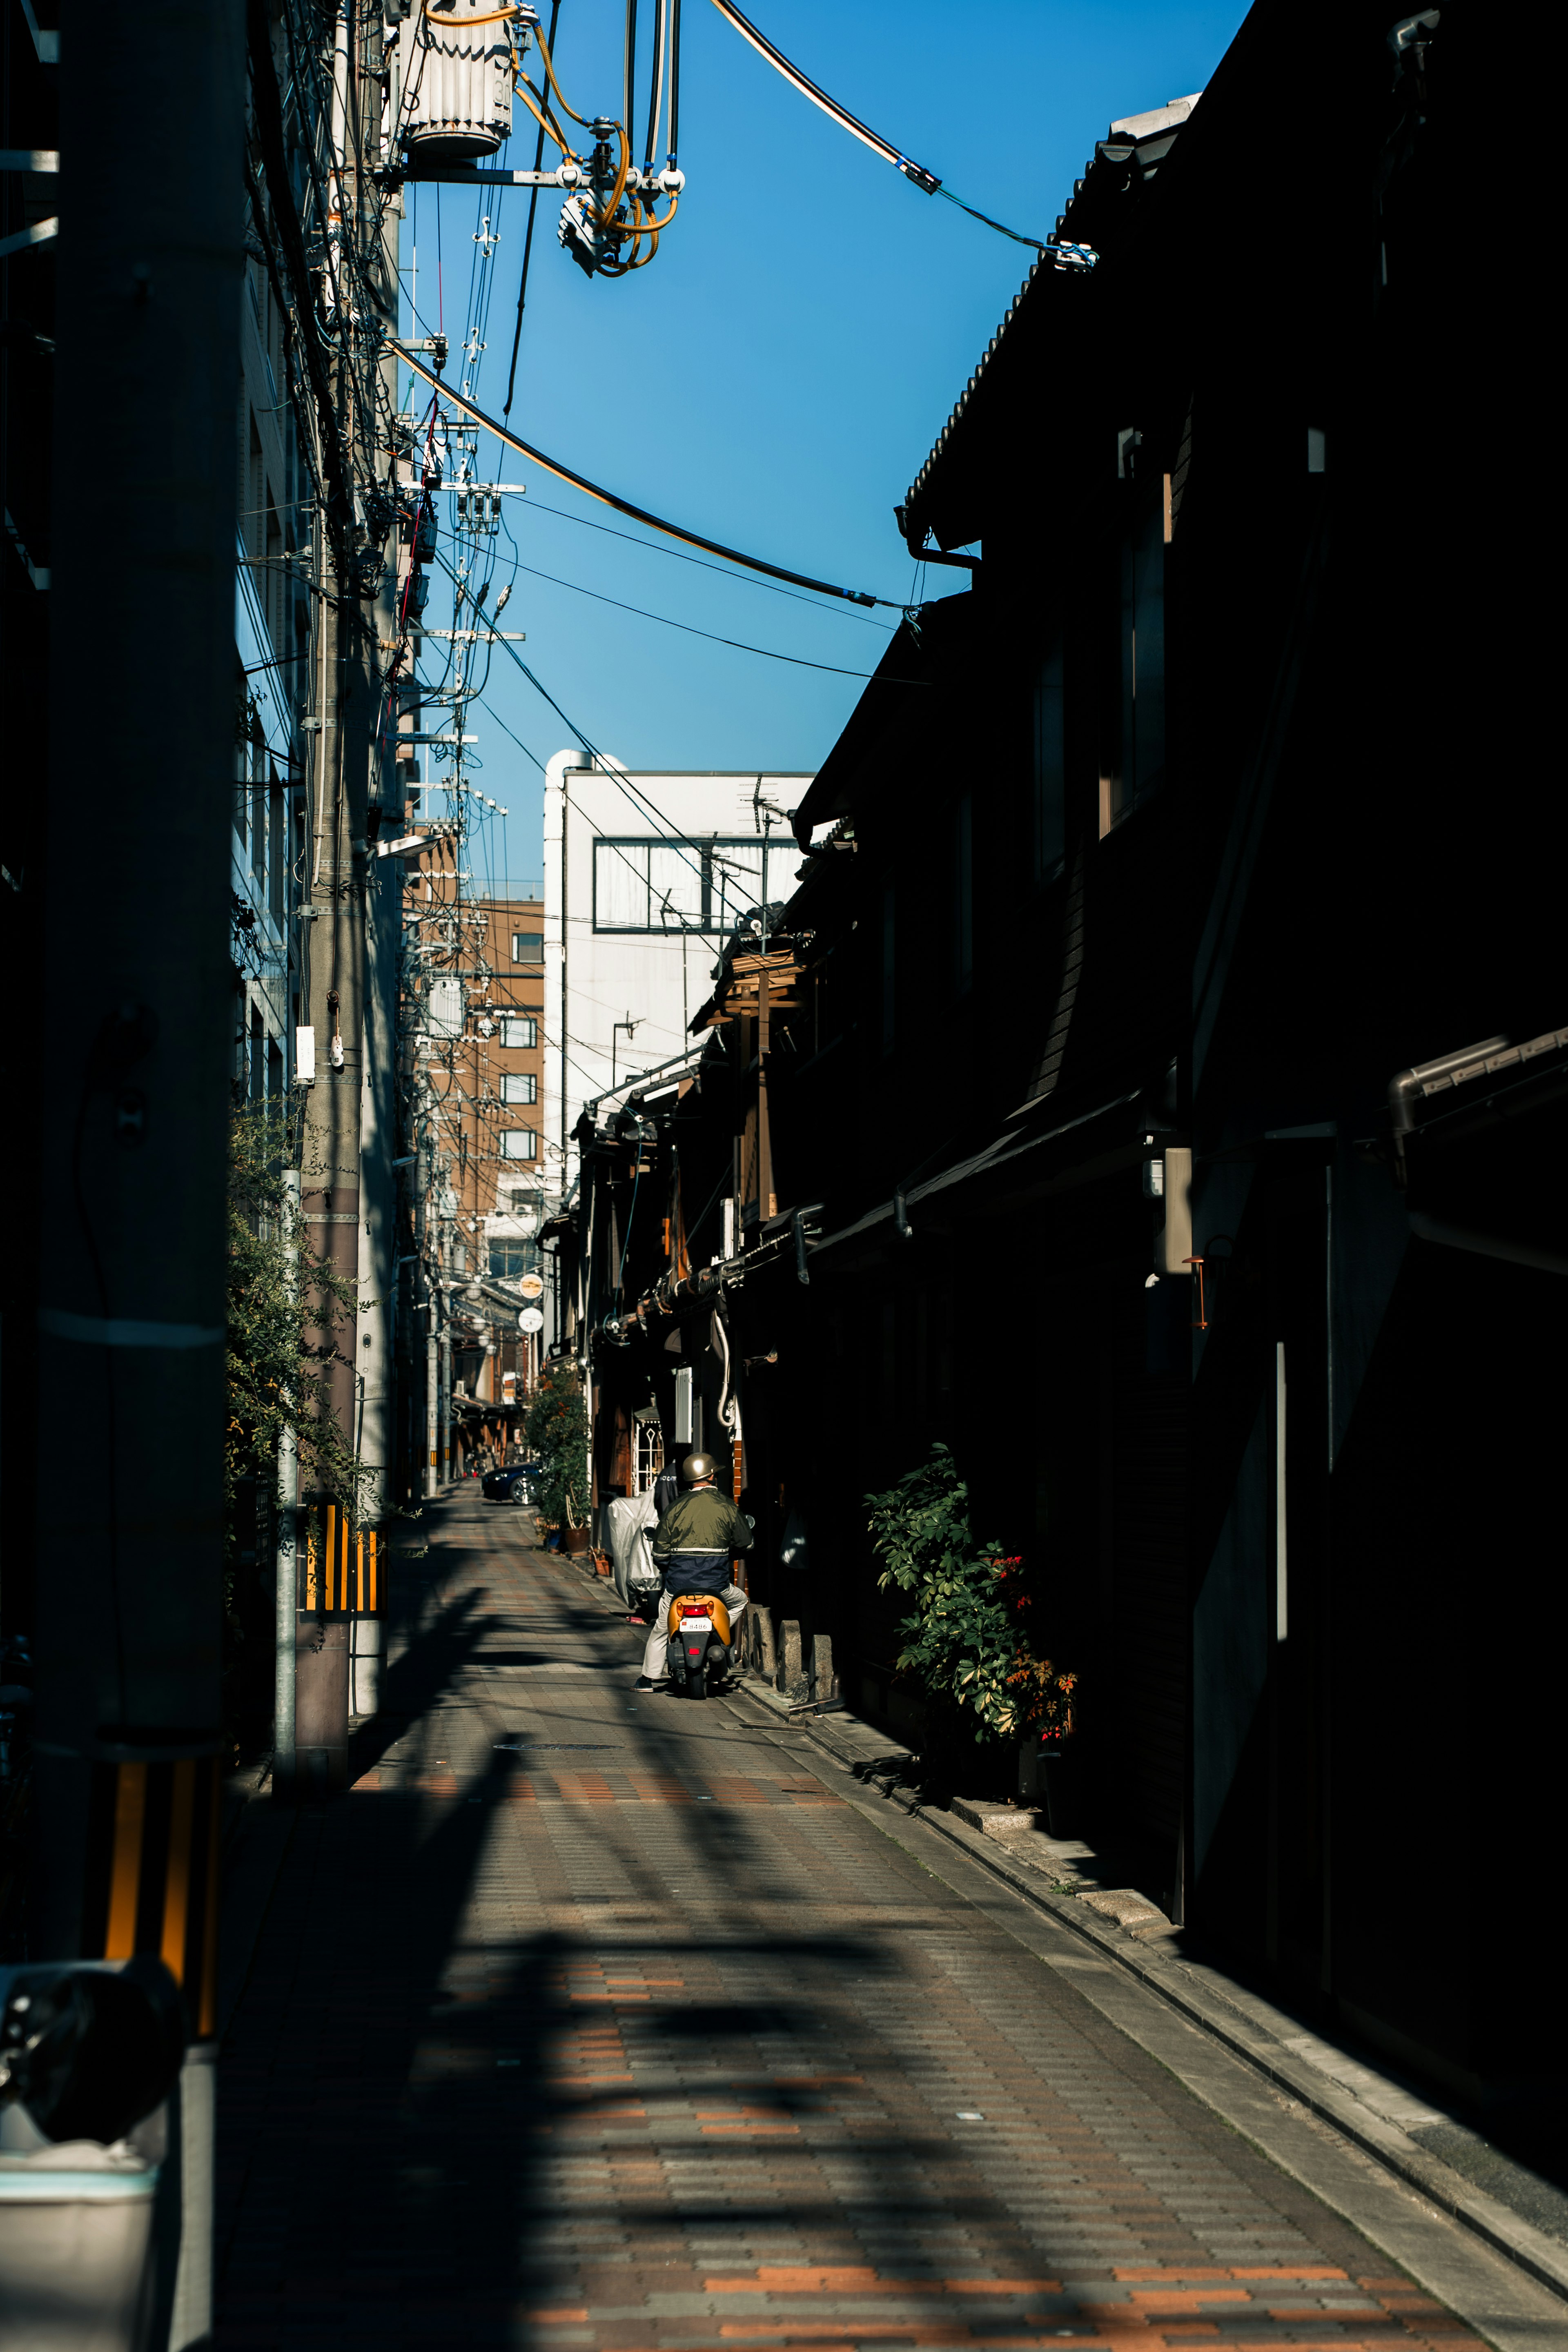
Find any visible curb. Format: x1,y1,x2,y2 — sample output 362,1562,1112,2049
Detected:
550,1535,1568,2310
725,1683,1568,2311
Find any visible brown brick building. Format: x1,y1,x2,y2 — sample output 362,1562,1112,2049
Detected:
404,866,545,1463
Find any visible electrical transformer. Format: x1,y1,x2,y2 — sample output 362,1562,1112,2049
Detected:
403,0,531,165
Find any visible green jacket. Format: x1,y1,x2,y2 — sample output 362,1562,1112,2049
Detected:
650,1487,753,1592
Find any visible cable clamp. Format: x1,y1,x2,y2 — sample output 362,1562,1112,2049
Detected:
896,156,942,195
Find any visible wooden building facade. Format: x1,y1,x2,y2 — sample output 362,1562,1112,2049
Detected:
564,0,1563,2117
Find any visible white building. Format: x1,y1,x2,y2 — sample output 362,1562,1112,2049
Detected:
540,754,813,1229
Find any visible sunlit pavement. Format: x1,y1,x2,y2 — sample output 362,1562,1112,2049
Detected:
214,1492,1485,2351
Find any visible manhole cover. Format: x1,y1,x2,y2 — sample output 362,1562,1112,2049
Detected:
493,1741,615,1752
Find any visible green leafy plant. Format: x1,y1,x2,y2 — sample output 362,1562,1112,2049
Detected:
226,1107,370,1535
224,1109,374,1750
523,1357,589,1530
866,1443,1077,1745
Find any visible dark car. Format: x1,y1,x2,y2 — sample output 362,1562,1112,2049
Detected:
481,1463,539,1505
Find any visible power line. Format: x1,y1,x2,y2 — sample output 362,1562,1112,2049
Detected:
497,553,910,679
391,342,897,608
502,490,895,628
706,0,1090,262
422,537,707,895
504,0,564,414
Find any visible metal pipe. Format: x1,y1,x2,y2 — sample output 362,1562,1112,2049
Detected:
425,1290,439,1498
1388,1033,1508,1135
439,1308,452,1482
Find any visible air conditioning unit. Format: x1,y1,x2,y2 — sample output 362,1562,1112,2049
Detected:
403,0,528,165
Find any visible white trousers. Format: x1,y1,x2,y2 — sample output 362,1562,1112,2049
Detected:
641,1585,747,1680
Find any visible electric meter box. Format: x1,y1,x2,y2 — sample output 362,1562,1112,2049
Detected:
403,0,520,164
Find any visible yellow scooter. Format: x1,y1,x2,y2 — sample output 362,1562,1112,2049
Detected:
665,1593,733,1701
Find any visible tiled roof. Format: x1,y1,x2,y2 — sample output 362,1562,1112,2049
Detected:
901,92,1202,537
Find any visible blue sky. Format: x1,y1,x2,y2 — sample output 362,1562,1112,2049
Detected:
400,0,1250,882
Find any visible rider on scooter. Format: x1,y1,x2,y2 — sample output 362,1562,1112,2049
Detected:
636,1451,751,1690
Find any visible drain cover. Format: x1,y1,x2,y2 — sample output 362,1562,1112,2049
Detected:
493,1741,615,1752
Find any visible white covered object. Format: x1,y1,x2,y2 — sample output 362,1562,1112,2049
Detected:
404,0,517,164
606,1489,658,1605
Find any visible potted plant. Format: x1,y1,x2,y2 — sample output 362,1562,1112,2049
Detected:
1010,1657,1081,1835
525,1363,589,1549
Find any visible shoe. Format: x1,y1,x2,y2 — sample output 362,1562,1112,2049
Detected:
634,1676,667,1693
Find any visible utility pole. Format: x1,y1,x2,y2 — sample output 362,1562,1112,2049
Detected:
293,0,401,1790
33,4,244,2339
274,1167,301,1799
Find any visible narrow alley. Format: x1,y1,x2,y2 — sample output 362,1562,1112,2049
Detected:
211,1498,1552,2352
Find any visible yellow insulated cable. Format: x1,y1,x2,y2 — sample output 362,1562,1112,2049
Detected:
620,191,679,238
514,73,575,158
423,0,530,21
532,19,592,127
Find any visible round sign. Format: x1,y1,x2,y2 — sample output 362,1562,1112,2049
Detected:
519,1307,544,1334
518,1272,544,1300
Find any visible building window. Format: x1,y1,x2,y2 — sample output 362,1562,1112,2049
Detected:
1033,646,1066,881
489,1238,539,1278
501,1014,537,1049
502,1071,537,1105
953,793,973,996
591,836,797,934
501,1128,537,1160
880,878,896,1057
511,931,543,963
1102,437,1167,835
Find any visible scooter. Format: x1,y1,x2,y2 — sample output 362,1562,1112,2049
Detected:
664,1593,735,1701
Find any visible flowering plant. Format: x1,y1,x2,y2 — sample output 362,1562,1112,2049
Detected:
866,1448,1078,1745
1004,1656,1079,1742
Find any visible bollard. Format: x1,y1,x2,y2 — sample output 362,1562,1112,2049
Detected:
755,1611,778,1681
778,1621,812,1707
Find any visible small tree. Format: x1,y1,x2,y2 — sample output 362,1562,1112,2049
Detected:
524,1357,589,1529
225,1109,372,1743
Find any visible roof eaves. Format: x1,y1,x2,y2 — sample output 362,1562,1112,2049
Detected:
901,89,1203,541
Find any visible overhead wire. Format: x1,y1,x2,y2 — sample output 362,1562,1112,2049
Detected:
704,0,1078,256
513,490,895,626
421,546,704,897
493,551,918,678
391,342,895,607
503,0,564,414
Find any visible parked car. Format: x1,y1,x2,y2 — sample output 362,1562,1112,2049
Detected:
481,1463,539,1506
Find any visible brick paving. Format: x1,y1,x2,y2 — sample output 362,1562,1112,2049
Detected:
215,1496,1474,2351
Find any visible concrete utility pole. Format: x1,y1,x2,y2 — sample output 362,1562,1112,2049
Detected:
294,513,368,1793
33,3,244,2339
293,2,400,1789
274,1167,301,1793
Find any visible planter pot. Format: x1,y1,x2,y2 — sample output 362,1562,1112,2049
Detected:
563,1526,590,1557
1037,1746,1082,1840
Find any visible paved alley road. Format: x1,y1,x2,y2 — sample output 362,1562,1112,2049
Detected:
214,1496,1558,2352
